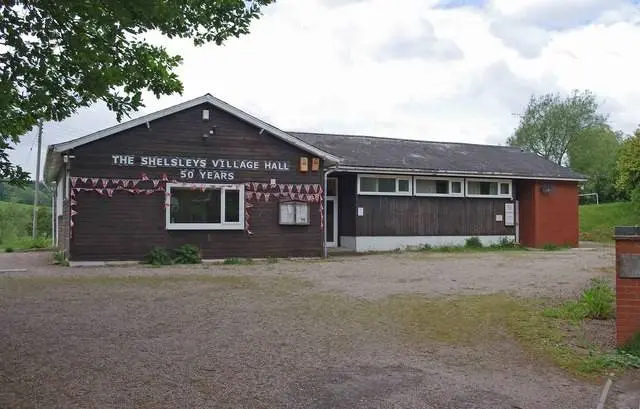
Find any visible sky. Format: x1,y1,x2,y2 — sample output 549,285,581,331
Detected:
11,0,640,175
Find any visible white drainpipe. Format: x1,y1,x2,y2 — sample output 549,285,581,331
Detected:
323,166,338,258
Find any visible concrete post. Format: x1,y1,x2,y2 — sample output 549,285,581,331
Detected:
614,226,640,346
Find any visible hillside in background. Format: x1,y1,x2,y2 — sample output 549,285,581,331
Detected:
580,202,640,242
0,181,52,207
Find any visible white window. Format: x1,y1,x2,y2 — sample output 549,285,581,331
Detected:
166,183,244,230
279,201,310,225
414,177,464,197
465,179,512,198
357,175,412,196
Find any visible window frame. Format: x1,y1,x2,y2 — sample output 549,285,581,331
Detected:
357,174,412,196
465,178,512,199
165,182,245,230
279,200,311,226
413,176,465,198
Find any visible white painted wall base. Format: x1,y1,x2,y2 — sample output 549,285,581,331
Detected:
339,236,357,251
341,235,516,252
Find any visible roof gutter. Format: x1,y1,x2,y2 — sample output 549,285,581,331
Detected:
334,165,587,182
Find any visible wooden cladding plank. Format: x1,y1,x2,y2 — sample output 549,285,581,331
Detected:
68,104,324,261
71,103,320,184
71,191,323,261
355,196,515,236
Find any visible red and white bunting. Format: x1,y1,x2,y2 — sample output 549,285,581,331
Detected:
264,193,271,201
70,177,78,187
71,209,78,216
161,173,168,182
141,173,149,181
80,177,87,183
106,189,114,197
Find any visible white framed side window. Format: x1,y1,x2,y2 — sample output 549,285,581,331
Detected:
414,177,464,197
357,174,412,196
166,183,244,230
465,179,512,199
279,201,310,225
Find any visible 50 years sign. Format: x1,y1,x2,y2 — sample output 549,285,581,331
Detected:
112,154,290,181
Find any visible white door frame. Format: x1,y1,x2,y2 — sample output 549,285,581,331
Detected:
326,177,338,248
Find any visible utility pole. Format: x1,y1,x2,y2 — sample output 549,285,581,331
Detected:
32,120,43,240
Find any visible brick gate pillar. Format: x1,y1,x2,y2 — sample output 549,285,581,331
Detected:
615,226,640,346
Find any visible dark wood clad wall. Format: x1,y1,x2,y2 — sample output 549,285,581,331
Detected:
336,173,357,237
68,103,324,261
355,196,515,236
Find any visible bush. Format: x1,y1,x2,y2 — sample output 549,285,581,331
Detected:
621,331,640,357
53,250,69,266
29,236,50,249
581,278,615,319
544,278,615,321
144,247,173,266
631,187,640,216
464,236,483,249
223,258,253,265
4,247,14,253
172,244,201,264
543,243,561,251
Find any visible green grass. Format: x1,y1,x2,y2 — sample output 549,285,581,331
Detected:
580,202,640,243
223,257,254,265
543,278,615,321
294,291,634,379
419,243,527,253
0,201,52,250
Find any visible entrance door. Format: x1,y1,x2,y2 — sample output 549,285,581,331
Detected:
326,178,338,248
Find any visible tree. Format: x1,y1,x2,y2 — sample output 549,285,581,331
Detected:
0,0,273,185
567,126,622,202
616,129,640,209
507,90,608,165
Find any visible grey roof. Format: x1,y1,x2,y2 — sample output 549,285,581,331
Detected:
291,132,584,180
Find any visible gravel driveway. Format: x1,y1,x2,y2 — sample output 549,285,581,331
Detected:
0,247,635,409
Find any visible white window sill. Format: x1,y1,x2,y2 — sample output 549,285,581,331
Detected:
358,191,412,196
465,195,512,199
166,223,244,231
414,193,465,198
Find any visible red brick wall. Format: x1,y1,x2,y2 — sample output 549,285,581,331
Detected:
534,181,579,247
516,180,579,248
517,181,536,247
616,238,640,346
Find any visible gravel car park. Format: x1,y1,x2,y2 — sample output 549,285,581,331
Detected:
1,247,638,409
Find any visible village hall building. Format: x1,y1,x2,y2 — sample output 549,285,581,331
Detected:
44,94,584,262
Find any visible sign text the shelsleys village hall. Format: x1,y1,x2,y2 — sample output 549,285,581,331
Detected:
112,154,290,181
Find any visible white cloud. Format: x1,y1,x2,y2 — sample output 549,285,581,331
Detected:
11,0,640,175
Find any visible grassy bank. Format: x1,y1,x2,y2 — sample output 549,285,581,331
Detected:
0,201,52,251
580,202,639,242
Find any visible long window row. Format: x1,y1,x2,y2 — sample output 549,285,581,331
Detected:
357,175,512,199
